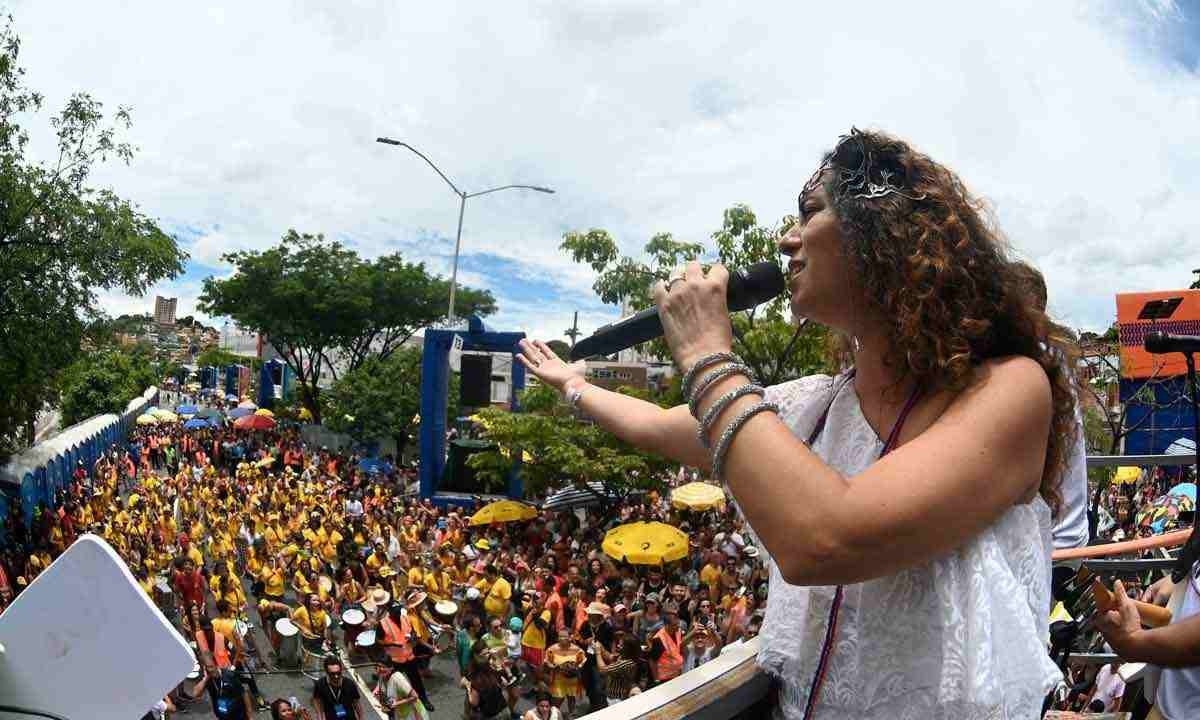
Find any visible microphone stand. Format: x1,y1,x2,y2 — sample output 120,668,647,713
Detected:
1170,352,1200,583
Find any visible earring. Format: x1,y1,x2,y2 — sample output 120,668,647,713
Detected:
852,335,863,353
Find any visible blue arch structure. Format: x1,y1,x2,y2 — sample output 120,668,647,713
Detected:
419,316,526,502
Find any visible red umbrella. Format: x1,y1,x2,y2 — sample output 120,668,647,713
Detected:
233,414,277,431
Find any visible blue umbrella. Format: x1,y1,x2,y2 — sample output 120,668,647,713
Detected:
229,407,254,419
183,418,209,430
1168,482,1197,502
177,404,199,415
225,393,239,402
359,457,390,475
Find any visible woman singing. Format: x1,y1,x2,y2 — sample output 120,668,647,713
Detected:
517,128,1074,719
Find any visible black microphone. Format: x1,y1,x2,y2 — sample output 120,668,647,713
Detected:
1144,331,1200,355
569,261,786,361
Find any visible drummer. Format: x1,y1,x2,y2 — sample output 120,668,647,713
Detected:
291,593,333,650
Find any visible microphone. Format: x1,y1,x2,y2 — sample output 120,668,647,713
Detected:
568,261,786,361
1144,331,1200,355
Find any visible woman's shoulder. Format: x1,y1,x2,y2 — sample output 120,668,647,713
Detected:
763,373,843,424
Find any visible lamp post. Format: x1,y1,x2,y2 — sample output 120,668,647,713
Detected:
376,138,554,322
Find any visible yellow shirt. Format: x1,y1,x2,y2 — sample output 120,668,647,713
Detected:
291,606,328,637
184,545,204,568
211,575,246,608
366,553,387,574
407,566,424,587
261,566,285,597
483,577,511,617
293,571,314,596
213,617,239,640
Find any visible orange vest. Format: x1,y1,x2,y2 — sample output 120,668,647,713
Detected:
380,614,413,664
196,630,233,669
653,626,684,682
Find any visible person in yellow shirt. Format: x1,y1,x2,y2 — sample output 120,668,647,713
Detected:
259,557,286,601
179,534,204,568
699,552,723,605
292,565,318,598
480,565,512,618
406,563,424,590
290,593,331,647
423,558,452,602
210,564,246,611
365,543,389,579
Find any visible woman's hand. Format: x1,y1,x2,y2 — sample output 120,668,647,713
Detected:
516,339,587,393
1141,575,1175,606
651,260,734,371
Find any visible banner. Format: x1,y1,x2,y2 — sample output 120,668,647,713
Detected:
1116,289,1200,379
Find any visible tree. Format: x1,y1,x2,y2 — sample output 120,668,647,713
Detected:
195,347,241,370
467,383,677,498
199,231,494,423
323,347,458,457
561,204,831,386
0,15,186,455
59,349,157,426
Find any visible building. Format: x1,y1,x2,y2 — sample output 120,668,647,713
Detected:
153,296,177,326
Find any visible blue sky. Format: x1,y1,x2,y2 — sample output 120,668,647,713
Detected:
11,0,1200,342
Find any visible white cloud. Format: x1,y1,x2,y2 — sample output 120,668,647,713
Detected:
11,0,1200,340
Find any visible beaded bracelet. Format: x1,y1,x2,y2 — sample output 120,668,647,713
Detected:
697,383,764,449
681,352,740,400
711,401,780,481
688,362,754,418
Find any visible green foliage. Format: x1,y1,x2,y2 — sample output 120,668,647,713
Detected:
561,204,831,385
195,347,241,370
467,384,674,497
0,16,185,454
60,349,157,426
324,347,460,456
200,231,494,423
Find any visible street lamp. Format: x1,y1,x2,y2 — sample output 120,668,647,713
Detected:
376,137,555,322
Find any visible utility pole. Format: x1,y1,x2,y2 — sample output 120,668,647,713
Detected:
565,311,582,350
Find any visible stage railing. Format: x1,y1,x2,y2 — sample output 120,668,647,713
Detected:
582,451,1195,719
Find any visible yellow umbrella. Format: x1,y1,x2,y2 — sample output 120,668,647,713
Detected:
602,521,689,565
254,408,275,418
469,500,538,526
670,482,726,511
1113,466,1142,485
151,409,179,422
136,414,158,425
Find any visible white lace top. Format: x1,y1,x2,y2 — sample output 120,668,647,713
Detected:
749,374,1062,720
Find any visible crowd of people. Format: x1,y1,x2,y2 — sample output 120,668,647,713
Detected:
0,395,768,720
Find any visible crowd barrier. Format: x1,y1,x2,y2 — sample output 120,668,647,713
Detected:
0,386,158,534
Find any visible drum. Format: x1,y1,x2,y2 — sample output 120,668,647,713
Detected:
341,607,366,628
275,617,300,666
355,628,377,648
433,599,458,625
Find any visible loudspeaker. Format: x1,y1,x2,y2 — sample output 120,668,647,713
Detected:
460,353,493,407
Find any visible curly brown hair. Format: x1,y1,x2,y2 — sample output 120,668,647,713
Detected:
806,129,1076,514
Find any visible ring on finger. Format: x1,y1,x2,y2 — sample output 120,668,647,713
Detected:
666,277,686,291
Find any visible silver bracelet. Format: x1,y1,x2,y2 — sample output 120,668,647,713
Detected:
697,383,764,449
711,401,779,481
566,383,588,409
681,352,740,399
688,362,754,418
